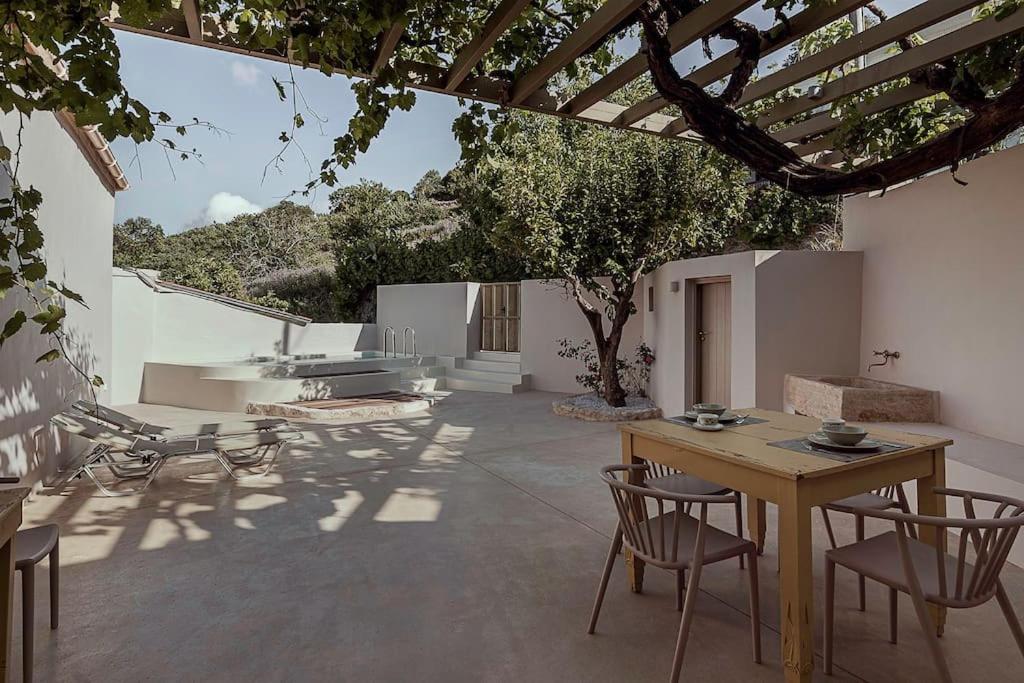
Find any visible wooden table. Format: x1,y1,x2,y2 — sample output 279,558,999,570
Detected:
618,409,952,683
0,488,28,683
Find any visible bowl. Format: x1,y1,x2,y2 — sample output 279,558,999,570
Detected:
822,425,868,446
693,403,726,416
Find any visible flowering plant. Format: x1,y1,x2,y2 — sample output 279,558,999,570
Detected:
557,339,655,398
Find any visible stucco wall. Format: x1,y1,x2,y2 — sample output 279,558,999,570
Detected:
519,279,644,394
376,282,480,357
844,144,1024,446
0,112,115,486
111,271,376,404
754,250,863,409
643,252,757,417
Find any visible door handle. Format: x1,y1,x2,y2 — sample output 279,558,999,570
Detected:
697,330,708,342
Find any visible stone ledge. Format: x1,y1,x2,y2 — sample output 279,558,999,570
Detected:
552,393,662,422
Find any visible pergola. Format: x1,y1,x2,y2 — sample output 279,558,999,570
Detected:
107,0,1024,170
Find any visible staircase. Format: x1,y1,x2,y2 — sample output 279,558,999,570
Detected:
442,351,531,394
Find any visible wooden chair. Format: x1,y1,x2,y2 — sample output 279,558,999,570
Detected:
643,459,747,569
824,487,1024,682
15,524,60,683
820,483,915,610
588,464,761,683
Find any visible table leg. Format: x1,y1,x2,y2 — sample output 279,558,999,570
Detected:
917,447,948,636
747,497,767,555
779,484,814,683
0,536,13,683
621,432,645,593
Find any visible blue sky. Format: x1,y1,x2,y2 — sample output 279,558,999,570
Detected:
110,32,467,233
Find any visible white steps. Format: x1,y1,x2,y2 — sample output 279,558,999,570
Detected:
470,351,521,363
440,352,529,393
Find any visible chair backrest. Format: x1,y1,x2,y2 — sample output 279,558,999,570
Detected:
856,487,1024,607
72,400,167,438
600,464,734,569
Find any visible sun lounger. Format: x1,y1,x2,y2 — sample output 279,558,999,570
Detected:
71,400,287,440
49,410,302,496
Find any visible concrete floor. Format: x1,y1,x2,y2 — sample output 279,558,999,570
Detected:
16,391,1024,681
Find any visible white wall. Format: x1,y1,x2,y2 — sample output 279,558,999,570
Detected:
111,271,376,404
376,282,479,357
0,113,115,486
844,145,1024,446
643,251,757,417
754,250,863,409
519,279,644,393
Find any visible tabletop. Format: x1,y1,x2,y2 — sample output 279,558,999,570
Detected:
618,408,952,480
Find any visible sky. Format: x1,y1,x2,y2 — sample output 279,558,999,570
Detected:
110,32,467,233
109,1,920,234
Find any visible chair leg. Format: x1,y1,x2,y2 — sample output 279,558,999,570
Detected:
995,580,1024,661
888,587,898,644
587,528,622,635
669,560,704,683
49,539,59,630
747,550,761,664
906,586,953,682
734,494,745,570
21,566,34,683
675,569,685,612
855,514,866,611
820,507,838,549
824,558,835,676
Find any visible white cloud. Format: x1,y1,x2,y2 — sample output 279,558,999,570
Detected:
204,192,261,223
230,60,262,86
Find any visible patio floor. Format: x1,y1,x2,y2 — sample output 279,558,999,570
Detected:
17,391,1024,681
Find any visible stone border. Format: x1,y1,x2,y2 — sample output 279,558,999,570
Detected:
552,393,662,422
248,396,432,420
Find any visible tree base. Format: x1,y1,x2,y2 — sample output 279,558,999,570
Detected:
552,392,662,422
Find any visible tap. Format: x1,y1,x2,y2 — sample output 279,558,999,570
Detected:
868,349,900,372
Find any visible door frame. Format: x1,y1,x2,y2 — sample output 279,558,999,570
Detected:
684,276,732,409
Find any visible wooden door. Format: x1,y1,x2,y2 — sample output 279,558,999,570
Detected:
481,283,520,352
696,280,731,405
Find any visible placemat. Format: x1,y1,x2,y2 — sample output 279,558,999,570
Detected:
664,415,769,430
768,437,911,462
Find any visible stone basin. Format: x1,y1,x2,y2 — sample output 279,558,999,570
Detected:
784,374,939,423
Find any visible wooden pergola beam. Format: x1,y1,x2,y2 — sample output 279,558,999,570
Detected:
771,82,936,144
508,0,648,105
756,9,1024,128
560,0,758,116
371,18,408,76
618,0,875,128
446,0,533,91
181,0,202,41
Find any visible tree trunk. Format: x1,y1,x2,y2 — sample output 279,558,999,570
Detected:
569,278,636,408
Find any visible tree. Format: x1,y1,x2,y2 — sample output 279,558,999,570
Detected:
112,217,165,270
481,111,748,406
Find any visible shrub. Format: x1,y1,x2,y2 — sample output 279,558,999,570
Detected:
557,339,655,399
248,266,340,322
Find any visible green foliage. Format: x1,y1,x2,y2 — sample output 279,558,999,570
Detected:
248,266,339,321
113,216,165,270
558,339,655,398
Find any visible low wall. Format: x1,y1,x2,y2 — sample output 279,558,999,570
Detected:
111,270,375,404
844,144,1024,446
376,282,480,357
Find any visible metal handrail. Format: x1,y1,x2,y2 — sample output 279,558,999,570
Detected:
402,327,416,356
383,326,396,358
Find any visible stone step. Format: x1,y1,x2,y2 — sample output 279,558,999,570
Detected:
458,358,522,373
470,350,521,363
445,368,527,384
444,377,528,394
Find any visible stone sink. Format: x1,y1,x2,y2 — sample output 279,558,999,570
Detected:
784,374,939,423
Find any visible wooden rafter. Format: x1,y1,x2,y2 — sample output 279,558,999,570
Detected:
372,18,408,76
508,0,648,105
560,0,758,116
181,0,203,41
756,8,1024,128
446,0,533,91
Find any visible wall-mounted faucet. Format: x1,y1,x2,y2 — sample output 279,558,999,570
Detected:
868,349,900,372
